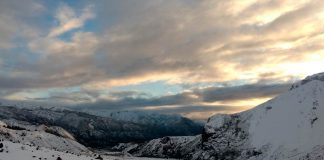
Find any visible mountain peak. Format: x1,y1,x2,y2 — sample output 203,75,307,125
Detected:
290,72,324,90
301,72,324,84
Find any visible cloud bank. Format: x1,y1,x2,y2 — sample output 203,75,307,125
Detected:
0,0,323,119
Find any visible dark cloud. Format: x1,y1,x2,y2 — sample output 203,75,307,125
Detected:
68,82,291,111
108,91,151,98
73,92,197,110
195,83,292,102
141,105,237,114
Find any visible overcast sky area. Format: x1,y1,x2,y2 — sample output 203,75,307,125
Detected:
1,0,324,119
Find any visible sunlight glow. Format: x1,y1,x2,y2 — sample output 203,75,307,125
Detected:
279,54,324,78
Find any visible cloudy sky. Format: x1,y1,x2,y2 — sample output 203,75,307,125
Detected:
1,0,324,119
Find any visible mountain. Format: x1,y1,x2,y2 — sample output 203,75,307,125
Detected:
0,110,176,160
87,110,203,137
120,72,324,160
0,106,202,148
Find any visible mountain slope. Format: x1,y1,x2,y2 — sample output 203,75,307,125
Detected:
126,72,324,160
0,140,173,160
98,111,203,137
0,106,202,148
0,120,89,155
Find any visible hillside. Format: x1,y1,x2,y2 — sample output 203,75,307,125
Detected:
0,140,173,160
0,106,202,148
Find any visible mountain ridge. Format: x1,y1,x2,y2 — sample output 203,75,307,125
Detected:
0,105,202,148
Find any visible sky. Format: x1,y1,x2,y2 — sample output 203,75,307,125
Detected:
1,0,324,120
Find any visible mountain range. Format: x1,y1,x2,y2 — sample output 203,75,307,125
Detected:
0,106,202,148
2,72,324,159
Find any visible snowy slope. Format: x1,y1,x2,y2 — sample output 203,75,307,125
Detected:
0,140,93,160
0,120,89,155
127,72,324,160
0,140,171,160
201,74,324,159
247,80,324,159
0,117,173,160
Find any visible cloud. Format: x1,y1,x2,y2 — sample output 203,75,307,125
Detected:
64,82,291,113
48,4,95,37
1,0,324,119
195,83,291,102
0,0,44,49
2,0,324,91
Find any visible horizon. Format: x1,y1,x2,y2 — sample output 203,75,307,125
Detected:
1,0,324,120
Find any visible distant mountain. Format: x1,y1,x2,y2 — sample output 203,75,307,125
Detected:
120,72,324,160
0,106,202,148
0,113,175,160
85,110,203,137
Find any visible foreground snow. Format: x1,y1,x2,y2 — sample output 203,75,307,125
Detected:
0,120,172,160
0,140,171,160
0,120,89,155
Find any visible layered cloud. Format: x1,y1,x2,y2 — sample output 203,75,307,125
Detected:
14,82,289,120
1,0,324,119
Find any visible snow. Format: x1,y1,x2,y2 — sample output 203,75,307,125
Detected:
0,114,172,160
247,80,324,158
0,106,202,148
290,72,324,89
0,141,91,160
0,121,6,127
302,72,324,83
130,135,201,158
0,120,89,154
0,140,170,160
204,114,229,134
250,81,324,147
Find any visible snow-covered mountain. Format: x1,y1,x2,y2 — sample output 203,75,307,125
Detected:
102,110,203,146
120,72,324,160
101,111,185,125
0,106,202,148
0,111,176,160
93,110,203,136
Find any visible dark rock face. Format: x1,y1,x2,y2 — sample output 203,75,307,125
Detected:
125,136,202,159
0,106,202,148
197,114,257,160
